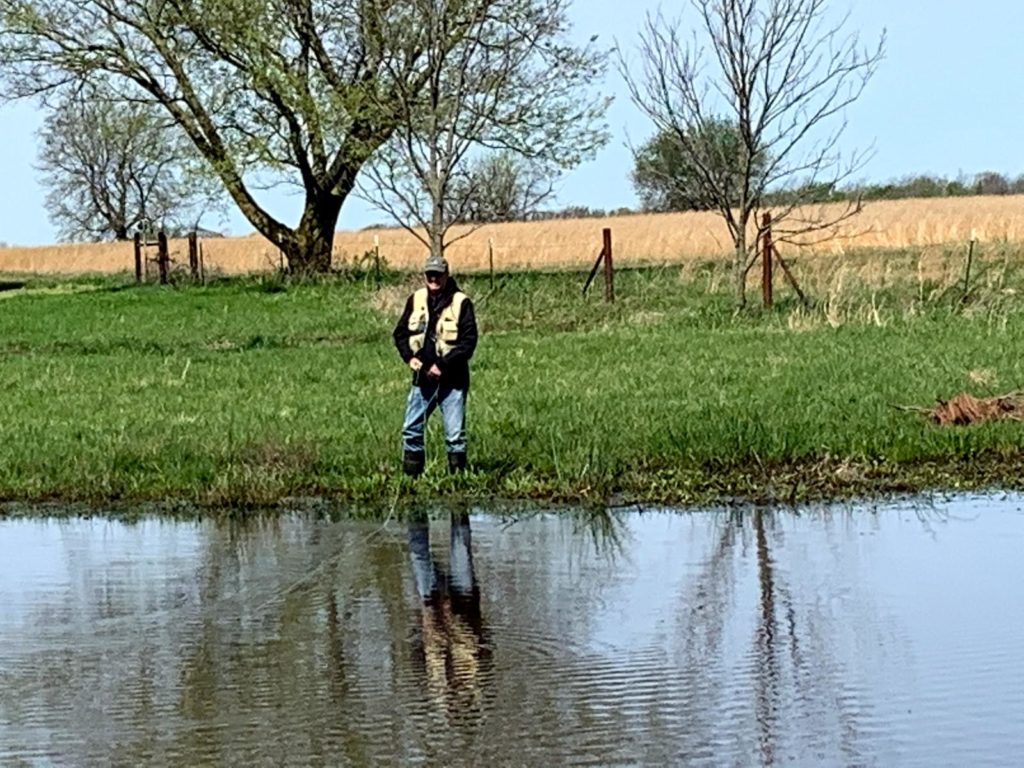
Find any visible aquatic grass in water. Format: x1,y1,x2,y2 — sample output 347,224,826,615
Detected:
2,253,1024,512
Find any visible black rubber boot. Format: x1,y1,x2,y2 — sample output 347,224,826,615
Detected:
403,450,425,478
447,452,467,474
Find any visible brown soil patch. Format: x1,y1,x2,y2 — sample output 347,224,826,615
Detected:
928,392,1024,426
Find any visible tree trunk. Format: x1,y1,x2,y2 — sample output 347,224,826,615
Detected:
282,192,344,274
430,198,445,261
733,226,748,308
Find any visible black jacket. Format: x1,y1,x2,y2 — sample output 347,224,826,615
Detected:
393,278,478,390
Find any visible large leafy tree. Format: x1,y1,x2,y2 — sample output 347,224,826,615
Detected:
38,87,220,241
632,119,769,213
0,2,454,271
620,0,884,306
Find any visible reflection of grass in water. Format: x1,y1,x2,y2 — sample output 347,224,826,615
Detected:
2,255,1024,513
571,508,629,561
497,506,629,563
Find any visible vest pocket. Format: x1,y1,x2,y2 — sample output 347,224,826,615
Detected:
438,317,459,342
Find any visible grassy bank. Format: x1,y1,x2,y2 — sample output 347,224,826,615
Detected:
2,248,1024,514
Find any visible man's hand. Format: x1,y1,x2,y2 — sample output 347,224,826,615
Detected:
409,358,423,372
426,364,442,380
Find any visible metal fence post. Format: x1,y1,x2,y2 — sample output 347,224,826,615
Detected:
602,228,614,304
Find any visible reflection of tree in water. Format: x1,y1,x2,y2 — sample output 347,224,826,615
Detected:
753,509,782,766
407,510,493,720
668,509,897,767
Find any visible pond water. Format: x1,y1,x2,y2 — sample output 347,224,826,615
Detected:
2,496,1024,766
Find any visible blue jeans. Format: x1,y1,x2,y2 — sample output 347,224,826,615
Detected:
401,384,467,455
407,514,476,602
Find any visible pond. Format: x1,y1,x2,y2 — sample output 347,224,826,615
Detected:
2,495,1024,766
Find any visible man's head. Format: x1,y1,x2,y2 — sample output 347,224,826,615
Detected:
423,254,449,294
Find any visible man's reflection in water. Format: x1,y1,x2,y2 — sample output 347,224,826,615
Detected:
407,510,492,718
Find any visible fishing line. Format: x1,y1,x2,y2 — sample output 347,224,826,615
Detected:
250,483,405,615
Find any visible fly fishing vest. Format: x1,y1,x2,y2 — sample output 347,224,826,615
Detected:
408,288,467,357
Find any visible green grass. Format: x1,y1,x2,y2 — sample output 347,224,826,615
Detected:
2,257,1024,515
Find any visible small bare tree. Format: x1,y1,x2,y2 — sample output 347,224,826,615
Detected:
455,152,555,224
620,0,884,306
38,86,222,241
359,0,609,260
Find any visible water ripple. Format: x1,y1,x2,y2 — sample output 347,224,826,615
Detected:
3,498,1024,765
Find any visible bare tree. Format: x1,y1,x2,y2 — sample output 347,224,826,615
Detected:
973,171,1011,196
0,0,521,273
455,152,556,224
358,0,609,260
620,0,884,305
37,86,221,242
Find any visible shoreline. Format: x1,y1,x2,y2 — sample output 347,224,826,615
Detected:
2,454,1023,519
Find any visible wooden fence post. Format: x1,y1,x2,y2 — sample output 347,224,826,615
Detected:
761,212,774,308
188,231,199,280
488,237,495,290
602,228,614,304
373,234,382,284
134,233,142,283
157,231,169,285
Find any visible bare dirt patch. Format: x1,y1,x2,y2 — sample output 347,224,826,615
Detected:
902,391,1024,426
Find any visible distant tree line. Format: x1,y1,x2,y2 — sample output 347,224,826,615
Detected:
826,171,1024,202
452,167,1024,225
754,171,1024,208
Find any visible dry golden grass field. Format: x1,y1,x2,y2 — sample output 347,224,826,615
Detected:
1,195,1022,277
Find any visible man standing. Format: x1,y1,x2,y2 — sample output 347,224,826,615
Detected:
393,254,478,477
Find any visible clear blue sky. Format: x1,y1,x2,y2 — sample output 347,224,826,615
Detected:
0,0,1020,246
